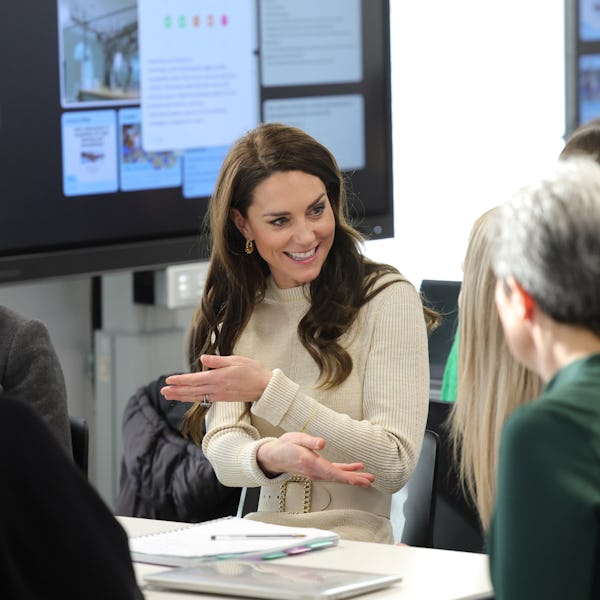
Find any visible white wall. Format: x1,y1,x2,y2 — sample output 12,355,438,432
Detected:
366,0,566,288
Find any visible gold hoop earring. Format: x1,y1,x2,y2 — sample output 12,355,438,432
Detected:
245,239,254,254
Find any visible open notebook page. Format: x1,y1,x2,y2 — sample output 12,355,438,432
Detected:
129,516,339,567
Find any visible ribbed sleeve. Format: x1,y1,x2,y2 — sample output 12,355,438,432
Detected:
203,273,429,494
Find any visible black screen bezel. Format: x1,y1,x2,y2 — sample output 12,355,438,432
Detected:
0,1,393,284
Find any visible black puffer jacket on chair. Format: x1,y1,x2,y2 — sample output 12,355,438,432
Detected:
114,374,241,522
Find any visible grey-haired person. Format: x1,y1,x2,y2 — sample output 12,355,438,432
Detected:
489,156,600,599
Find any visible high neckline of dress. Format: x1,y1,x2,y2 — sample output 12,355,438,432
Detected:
265,276,311,302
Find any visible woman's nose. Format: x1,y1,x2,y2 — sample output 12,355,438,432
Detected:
292,221,316,245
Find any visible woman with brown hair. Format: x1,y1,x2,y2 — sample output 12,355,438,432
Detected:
161,122,436,543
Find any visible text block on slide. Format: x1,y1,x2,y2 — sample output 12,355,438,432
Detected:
264,95,365,171
138,0,258,152
260,0,362,87
61,110,118,197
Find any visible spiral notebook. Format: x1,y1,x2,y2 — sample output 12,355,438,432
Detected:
129,516,339,567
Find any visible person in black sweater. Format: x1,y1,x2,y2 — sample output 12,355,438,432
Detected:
0,393,143,600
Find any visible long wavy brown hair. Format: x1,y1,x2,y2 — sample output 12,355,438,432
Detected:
181,123,438,444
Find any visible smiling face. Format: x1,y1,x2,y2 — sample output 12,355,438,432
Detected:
231,170,336,289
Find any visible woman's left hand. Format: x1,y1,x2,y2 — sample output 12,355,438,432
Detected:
256,432,375,486
161,354,272,404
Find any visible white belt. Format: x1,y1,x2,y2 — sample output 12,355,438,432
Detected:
258,477,391,518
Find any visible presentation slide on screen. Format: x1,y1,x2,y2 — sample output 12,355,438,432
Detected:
57,0,140,108
579,55,600,125
138,0,258,152
183,146,230,199
264,95,365,171
56,0,366,200
580,0,600,42
260,0,362,87
118,108,183,192
61,110,118,196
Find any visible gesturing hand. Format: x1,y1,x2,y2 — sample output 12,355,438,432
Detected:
161,354,272,404
257,432,374,487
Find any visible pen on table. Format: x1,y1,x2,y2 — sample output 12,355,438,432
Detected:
210,534,307,540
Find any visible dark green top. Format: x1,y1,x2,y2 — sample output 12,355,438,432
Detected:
488,353,600,599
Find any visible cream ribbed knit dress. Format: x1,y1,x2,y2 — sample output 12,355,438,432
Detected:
203,273,429,543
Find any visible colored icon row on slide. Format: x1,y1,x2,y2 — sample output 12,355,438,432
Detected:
164,14,229,28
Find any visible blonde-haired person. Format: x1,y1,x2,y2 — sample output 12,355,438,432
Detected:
448,208,542,531
489,156,600,598
446,117,600,393
445,118,600,537
161,122,437,543
445,116,600,407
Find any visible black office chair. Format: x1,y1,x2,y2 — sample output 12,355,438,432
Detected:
391,429,440,547
69,415,89,478
419,279,461,394
427,399,485,553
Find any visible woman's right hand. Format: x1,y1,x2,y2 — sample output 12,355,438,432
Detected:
256,432,374,487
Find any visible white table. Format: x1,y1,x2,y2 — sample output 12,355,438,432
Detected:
119,516,493,600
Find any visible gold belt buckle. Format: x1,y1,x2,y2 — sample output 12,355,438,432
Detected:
279,475,312,513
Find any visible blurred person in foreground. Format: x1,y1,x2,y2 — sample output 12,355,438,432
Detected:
488,156,600,598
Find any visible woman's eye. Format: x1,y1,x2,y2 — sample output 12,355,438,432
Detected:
270,217,287,226
311,204,325,216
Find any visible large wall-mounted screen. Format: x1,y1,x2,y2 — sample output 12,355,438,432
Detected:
0,0,393,283
566,0,600,136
